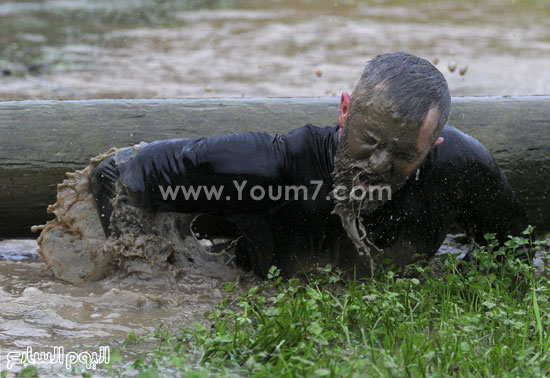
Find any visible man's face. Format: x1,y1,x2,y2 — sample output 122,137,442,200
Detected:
332,100,442,222
331,96,444,264
345,106,441,188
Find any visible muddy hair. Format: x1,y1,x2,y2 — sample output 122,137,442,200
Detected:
350,52,451,137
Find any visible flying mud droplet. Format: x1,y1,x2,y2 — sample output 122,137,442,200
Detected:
432,57,439,65
315,70,323,78
459,65,468,76
448,62,457,73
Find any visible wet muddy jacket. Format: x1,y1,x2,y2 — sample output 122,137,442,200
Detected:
91,125,527,277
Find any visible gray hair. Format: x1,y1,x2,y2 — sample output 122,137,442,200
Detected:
350,52,451,135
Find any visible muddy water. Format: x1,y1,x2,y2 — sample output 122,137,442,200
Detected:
0,256,232,349
0,240,256,374
0,0,549,100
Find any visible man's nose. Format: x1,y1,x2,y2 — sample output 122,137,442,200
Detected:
369,149,392,174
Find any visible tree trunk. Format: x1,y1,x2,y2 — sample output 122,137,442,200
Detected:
1,97,548,236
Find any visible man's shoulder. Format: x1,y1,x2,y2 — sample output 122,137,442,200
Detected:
286,124,339,138
287,124,339,146
284,124,339,160
435,125,495,166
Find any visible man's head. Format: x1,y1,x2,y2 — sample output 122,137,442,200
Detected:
338,52,450,182
332,53,450,256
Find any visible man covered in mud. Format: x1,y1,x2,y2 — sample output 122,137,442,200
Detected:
90,53,527,278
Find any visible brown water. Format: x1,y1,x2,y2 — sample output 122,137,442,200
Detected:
0,256,256,374
0,259,233,349
0,0,549,100
0,238,256,375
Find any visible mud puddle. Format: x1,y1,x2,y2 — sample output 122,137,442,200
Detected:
0,234,476,349
0,256,234,350
0,239,256,375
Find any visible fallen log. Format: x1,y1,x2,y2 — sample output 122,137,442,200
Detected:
0,96,548,237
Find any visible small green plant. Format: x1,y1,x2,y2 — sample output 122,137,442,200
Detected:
109,227,550,377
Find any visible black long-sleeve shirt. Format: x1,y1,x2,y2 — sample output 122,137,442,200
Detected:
91,125,527,277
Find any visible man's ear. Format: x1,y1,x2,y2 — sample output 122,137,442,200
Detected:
432,137,444,149
338,91,350,130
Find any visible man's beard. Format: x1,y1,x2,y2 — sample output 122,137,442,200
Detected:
330,128,408,273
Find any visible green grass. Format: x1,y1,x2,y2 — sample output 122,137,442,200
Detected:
99,227,550,377
8,228,548,377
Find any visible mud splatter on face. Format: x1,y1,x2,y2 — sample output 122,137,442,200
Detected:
331,110,419,276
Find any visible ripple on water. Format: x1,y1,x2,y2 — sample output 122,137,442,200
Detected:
0,258,255,351
1,0,549,99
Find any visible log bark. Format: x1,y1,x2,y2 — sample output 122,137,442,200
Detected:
0,96,548,236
